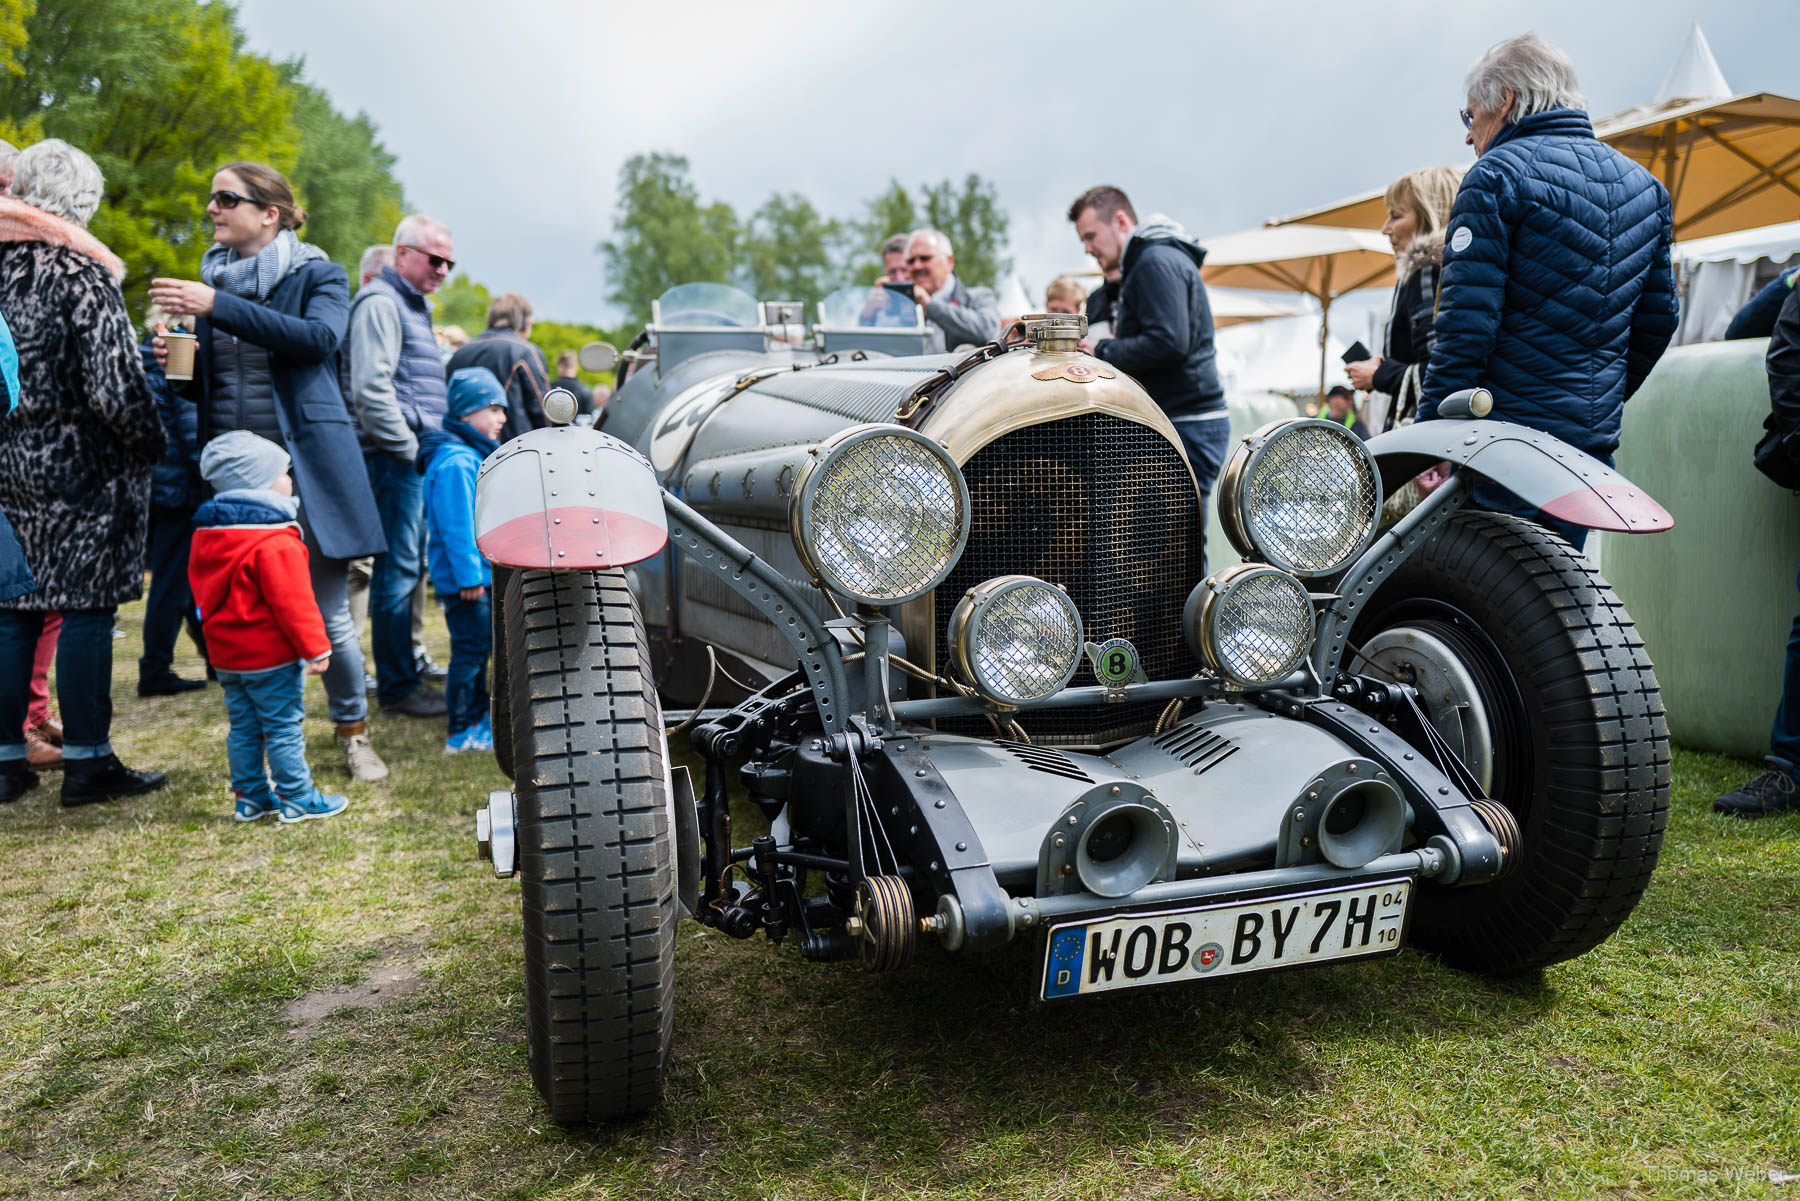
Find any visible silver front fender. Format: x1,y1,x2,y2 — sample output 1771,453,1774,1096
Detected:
474,426,669,568
1367,418,1672,533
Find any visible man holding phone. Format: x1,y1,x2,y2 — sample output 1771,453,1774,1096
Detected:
906,229,1001,353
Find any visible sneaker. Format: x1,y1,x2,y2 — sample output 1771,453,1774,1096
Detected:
336,722,389,782
60,755,168,808
278,789,350,824
1714,767,1800,818
0,761,38,804
234,792,279,822
415,650,448,684
445,724,494,754
381,686,448,718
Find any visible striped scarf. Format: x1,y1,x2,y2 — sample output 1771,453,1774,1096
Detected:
200,229,327,301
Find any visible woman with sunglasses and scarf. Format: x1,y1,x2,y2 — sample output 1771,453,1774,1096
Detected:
149,162,391,784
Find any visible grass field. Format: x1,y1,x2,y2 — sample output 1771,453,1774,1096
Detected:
1,596,1797,1200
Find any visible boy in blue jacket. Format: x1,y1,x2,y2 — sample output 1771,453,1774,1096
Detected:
419,369,506,752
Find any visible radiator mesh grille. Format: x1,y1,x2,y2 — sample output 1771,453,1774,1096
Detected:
936,413,1207,747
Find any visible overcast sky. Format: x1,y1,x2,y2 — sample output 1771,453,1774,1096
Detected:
235,0,1796,327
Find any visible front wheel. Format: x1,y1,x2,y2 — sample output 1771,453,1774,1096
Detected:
1354,512,1669,974
506,567,676,1122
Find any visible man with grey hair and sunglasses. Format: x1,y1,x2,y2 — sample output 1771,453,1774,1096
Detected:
347,213,455,718
1420,32,1677,551
905,228,1000,353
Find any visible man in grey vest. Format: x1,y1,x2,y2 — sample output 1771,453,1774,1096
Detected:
348,214,453,717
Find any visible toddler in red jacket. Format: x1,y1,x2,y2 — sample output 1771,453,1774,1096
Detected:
190,431,349,824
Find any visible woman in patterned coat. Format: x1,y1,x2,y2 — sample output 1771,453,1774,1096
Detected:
0,139,169,807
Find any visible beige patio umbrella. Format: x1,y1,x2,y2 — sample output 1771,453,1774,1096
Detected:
1268,93,1800,242
1209,289,1310,328
1597,92,1800,240
1199,225,1395,400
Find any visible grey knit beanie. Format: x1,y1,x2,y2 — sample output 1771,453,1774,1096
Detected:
200,430,291,494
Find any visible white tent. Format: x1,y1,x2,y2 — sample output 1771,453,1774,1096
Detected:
1673,221,1800,344
1654,23,1731,106
994,273,1034,319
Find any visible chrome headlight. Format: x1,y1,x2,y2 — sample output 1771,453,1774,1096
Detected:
948,575,1084,707
790,425,970,605
1217,419,1382,577
1184,564,1314,686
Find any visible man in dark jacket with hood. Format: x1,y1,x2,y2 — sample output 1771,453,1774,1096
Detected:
445,291,550,442
1422,33,1678,549
1069,185,1228,527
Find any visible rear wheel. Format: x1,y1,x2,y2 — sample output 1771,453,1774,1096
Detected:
507,567,676,1122
1354,512,1669,973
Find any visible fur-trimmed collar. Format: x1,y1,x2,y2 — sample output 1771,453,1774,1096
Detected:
0,196,126,283
1396,230,1444,282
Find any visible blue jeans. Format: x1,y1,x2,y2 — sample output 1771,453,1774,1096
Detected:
217,662,313,804
1770,563,1800,774
1466,452,1615,553
442,592,491,735
1169,413,1233,573
366,453,426,704
0,608,116,760
300,519,368,725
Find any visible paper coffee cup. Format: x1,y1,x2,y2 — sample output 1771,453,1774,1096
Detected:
162,330,197,381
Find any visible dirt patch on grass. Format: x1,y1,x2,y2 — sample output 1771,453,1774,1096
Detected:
284,945,425,1038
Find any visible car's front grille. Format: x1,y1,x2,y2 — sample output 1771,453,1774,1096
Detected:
934,413,1208,748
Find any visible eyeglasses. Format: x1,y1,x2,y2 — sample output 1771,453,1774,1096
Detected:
1459,108,1475,129
209,190,257,210
905,254,938,265
399,244,455,272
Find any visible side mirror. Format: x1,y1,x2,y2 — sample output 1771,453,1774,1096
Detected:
578,341,619,374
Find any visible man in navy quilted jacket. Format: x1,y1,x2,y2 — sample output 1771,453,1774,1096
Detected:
1421,33,1678,550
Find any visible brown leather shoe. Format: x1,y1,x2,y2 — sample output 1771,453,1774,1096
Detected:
26,716,62,747
26,730,63,770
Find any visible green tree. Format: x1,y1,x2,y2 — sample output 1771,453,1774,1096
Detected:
599,152,740,327
0,0,31,77
741,192,840,312
922,174,1011,289
0,0,406,318
531,318,622,391
844,179,917,285
287,79,406,276
431,273,491,334
842,175,1010,289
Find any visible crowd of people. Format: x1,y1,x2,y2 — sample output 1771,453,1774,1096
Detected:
0,141,589,816
3,30,1793,820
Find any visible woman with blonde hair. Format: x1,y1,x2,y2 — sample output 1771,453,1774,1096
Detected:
1347,165,1462,431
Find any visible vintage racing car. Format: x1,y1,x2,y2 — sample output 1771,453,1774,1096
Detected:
470,295,1672,1124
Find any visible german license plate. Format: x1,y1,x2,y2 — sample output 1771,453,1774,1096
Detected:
1041,878,1412,999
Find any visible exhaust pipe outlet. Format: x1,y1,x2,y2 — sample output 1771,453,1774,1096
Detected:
1279,760,1407,870
1038,782,1178,898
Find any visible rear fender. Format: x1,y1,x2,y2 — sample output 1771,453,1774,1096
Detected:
475,427,669,568
1367,418,1672,533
